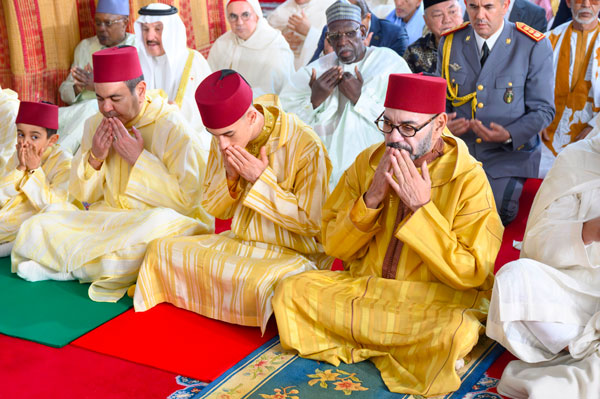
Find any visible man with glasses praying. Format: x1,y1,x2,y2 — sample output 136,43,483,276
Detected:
280,0,410,187
207,0,295,97
58,0,135,154
274,73,503,396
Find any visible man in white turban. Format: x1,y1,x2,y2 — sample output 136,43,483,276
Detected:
134,3,212,154
208,0,295,97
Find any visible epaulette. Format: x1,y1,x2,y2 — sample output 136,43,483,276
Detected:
515,22,545,42
442,21,470,37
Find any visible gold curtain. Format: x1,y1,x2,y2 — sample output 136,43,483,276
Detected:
0,0,227,104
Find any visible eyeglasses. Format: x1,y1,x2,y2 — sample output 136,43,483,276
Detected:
228,11,253,22
95,18,126,28
326,26,360,43
573,0,600,4
374,112,440,137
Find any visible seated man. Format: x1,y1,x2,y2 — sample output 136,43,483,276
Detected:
309,0,410,63
208,0,295,97
403,0,463,73
436,0,555,225
58,0,135,154
134,70,332,333
487,135,600,398
267,0,336,69
280,0,411,186
134,3,213,155
274,74,503,396
386,0,425,45
0,102,71,256
0,86,19,171
539,0,600,177
12,46,213,302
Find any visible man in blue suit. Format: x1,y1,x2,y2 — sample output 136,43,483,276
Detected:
436,0,555,225
309,0,409,63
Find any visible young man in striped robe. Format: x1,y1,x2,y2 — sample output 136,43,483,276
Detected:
12,46,213,302
133,70,332,333
273,74,503,396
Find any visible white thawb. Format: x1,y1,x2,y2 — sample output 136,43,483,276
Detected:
58,34,136,155
0,87,19,172
208,0,295,97
134,3,212,155
540,21,600,177
267,0,336,69
487,134,600,398
279,46,411,186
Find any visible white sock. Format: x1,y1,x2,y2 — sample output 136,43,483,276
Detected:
16,260,75,282
525,320,583,354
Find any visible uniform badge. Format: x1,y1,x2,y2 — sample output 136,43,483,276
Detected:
449,63,461,71
504,88,514,104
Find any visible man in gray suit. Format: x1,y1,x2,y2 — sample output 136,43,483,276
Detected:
436,0,555,225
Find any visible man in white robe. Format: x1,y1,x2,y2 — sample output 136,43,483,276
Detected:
539,0,600,177
58,0,135,154
280,0,411,186
487,134,600,398
208,0,295,97
267,0,336,69
134,3,212,155
12,46,213,302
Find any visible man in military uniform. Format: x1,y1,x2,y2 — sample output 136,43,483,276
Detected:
436,0,555,225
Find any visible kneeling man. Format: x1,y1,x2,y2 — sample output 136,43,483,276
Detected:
273,74,503,396
487,134,600,398
0,102,71,254
134,70,332,333
12,47,213,302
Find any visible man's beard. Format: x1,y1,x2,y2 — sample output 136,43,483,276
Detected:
386,128,433,160
574,8,596,25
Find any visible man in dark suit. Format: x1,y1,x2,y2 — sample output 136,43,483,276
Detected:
465,0,548,32
309,0,409,63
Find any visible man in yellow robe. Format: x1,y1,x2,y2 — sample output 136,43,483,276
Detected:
12,46,213,302
134,70,332,332
273,74,504,396
539,0,600,177
0,102,71,256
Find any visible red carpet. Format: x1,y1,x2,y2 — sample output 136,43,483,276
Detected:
0,334,181,398
72,303,278,382
494,179,543,273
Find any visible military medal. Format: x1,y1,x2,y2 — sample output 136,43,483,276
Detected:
504,88,513,104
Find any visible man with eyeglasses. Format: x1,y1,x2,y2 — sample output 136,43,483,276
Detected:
280,0,410,187
274,73,503,396
539,0,600,178
403,0,464,73
436,0,555,225
58,0,135,154
207,0,295,97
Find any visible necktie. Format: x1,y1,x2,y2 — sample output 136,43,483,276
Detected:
480,42,490,67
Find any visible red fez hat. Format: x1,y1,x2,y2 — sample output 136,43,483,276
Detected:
16,101,59,130
195,70,253,129
93,46,143,83
384,74,447,114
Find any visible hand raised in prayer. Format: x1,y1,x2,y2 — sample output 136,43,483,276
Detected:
72,64,94,95
283,30,303,52
16,142,27,171
89,118,113,169
364,146,393,209
470,120,511,143
385,149,431,212
224,145,268,184
222,147,240,181
582,216,600,244
575,126,593,142
446,112,470,136
363,32,374,47
541,128,550,142
21,143,44,171
287,10,310,36
110,118,145,166
309,67,342,109
338,66,363,105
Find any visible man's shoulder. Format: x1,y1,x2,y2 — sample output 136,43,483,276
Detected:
442,21,471,37
514,22,546,42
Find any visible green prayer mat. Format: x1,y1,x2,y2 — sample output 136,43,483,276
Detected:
0,256,132,348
